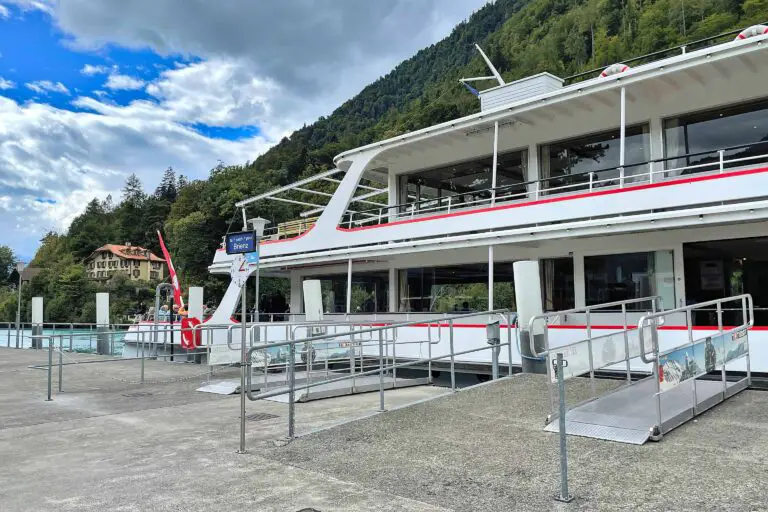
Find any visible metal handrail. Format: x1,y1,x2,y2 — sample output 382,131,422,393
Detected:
344,140,768,228
527,296,662,358
637,294,754,364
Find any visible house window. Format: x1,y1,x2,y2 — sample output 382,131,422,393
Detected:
134,261,139,267
584,251,675,310
150,271,158,279
133,270,140,278
101,252,106,259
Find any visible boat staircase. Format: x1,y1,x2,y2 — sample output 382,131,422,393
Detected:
529,294,753,444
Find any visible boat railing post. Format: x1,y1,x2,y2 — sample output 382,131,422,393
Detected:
718,149,725,173
718,302,726,395
648,160,654,184
447,195,452,213
686,309,697,411
589,172,594,192
535,181,540,200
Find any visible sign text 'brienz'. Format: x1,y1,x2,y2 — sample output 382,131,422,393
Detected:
225,231,257,254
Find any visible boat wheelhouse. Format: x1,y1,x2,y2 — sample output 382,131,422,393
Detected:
132,27,768,373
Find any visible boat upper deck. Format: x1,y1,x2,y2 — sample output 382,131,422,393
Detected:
212,28,768,273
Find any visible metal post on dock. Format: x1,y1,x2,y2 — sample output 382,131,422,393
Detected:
378,330,385,412
238,283,248,454
554,352,573,503
46,336,53,401
58,335,63,392
288,342,296,439
449,320,456,392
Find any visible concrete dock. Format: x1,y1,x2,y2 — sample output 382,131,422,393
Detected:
2,346,768,511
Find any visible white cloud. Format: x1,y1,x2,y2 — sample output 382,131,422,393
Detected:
25,80,70,95
80,64,108,75
0,94,275,256
0,77,15,90
104,73,145,90
0,4,10,18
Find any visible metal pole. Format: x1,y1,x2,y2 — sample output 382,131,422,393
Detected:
15,272,21,349
141,330,145,383
619,86,626,188
58,336,63,392
449,319,456,392
488,246,494,311
491,121,499,205
46,337,53,401
288,341,296,439
346,258,352,314
622,304,631,384
378,330,385,412
255,240,261,324
586,310,595,396
237,283,247,454
554,352,573,503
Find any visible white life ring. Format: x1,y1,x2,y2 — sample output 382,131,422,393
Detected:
600,63,630,78
735,25,768,40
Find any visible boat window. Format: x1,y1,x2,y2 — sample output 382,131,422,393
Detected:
303,271,388,313
542,257,575,311
684,237,768,326
539,124,650,193
664,98,768,177
397,149,527,213
398,262,516,313
584,251,675,311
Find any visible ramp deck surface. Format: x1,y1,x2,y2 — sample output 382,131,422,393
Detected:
544,376,744,444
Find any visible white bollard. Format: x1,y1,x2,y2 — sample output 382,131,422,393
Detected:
31,297,43,349
96,293,110,355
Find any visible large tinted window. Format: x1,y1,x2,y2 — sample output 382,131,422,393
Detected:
398,150,527,213
398,263,516,313
540,124,650,193
584,251,675,310
306,271,388,313
664,99,768,176
542,257,575,311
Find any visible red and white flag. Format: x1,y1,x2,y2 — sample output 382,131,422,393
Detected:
157,230,185,309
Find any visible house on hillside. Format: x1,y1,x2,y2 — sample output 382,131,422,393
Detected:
85,243,166,282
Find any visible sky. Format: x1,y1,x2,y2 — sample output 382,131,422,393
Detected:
0,0,491,261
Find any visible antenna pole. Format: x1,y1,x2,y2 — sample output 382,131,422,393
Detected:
475,44,505,86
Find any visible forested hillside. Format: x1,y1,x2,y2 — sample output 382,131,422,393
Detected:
3,0,765,322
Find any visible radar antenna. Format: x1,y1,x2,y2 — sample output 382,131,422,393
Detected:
458,43,505,96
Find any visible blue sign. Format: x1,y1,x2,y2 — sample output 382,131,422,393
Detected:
246,252,260,264
225,231,257,254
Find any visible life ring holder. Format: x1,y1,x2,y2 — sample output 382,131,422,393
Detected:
600,63,630,78
735,25,768,41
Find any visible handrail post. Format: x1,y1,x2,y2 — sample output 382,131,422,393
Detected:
554,352,573,503
449,319,456,392
46,336,53,401
378,330,385,412
288,341,296,439
58,335,63,392
718,302,726,395
622,304,631,384
686,309,698,411
589,172,594,192
586,310,595,396
718,149,725,173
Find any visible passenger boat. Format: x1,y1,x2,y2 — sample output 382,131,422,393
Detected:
128,26,768,375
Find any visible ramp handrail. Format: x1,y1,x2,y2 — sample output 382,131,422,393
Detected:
638,294,754,363
636,293,753,440
241,309,516,445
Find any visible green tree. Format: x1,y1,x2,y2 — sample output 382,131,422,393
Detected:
0,245,15,283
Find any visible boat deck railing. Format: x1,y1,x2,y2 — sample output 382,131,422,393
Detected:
342,139,768,229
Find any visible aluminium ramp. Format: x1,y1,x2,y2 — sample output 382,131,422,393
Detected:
544,376,745,444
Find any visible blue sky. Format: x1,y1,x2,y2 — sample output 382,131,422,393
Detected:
0,0,490,261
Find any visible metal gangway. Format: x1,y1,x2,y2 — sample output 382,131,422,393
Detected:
529,294,753,444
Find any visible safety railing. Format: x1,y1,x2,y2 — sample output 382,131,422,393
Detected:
638,294,753,439
527,296,662,413
235,309,516,451
342,139,768,228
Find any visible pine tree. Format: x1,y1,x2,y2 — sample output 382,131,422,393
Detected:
156,167,177,202
177,174,189,190
122,174,145,205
